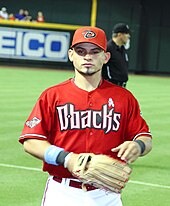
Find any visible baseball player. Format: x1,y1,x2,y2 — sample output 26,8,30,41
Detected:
19,26,152,206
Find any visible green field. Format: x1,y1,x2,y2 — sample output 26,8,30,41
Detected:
0,66,170,206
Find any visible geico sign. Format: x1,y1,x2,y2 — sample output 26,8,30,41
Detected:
0,28,70,62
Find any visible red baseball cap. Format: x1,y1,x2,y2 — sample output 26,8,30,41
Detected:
71,26,107,51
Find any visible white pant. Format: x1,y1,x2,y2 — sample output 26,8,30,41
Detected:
41,176,123,206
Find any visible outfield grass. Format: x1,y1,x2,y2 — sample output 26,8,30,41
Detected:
0,66,170,206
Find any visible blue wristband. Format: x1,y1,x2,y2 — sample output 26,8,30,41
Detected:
44,145,64,166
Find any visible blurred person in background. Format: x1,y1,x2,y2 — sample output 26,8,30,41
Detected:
23,10,32,22
102,23,131,88
37,11,45,22
8,13,15,21
0,7,8,19
15,9,25,20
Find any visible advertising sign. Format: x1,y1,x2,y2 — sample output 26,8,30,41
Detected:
0,27,70,62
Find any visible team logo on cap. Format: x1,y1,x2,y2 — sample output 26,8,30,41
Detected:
82,30,96,39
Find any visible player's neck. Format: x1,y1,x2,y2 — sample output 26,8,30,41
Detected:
73,74,102,92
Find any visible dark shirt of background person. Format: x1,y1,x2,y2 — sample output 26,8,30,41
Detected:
102,23,131,88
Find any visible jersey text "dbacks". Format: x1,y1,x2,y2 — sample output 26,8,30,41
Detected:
56,103,121,134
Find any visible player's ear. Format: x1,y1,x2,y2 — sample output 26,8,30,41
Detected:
103,52,111,64
68,49,73,62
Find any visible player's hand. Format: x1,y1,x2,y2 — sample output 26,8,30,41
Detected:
64,152,131,193
111,141,141,163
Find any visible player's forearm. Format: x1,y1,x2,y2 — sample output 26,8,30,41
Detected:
135,136,152,156
23,139,69,166
23,139,51,160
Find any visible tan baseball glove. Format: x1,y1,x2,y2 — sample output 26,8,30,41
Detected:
65,153,132,193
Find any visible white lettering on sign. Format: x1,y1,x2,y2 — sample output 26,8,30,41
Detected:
0,27,70,62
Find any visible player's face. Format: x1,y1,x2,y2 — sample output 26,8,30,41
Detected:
68,43,110,76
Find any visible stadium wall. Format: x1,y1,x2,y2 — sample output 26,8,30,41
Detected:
0,0,170,74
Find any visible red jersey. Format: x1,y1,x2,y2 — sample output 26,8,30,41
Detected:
19,79,152,177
